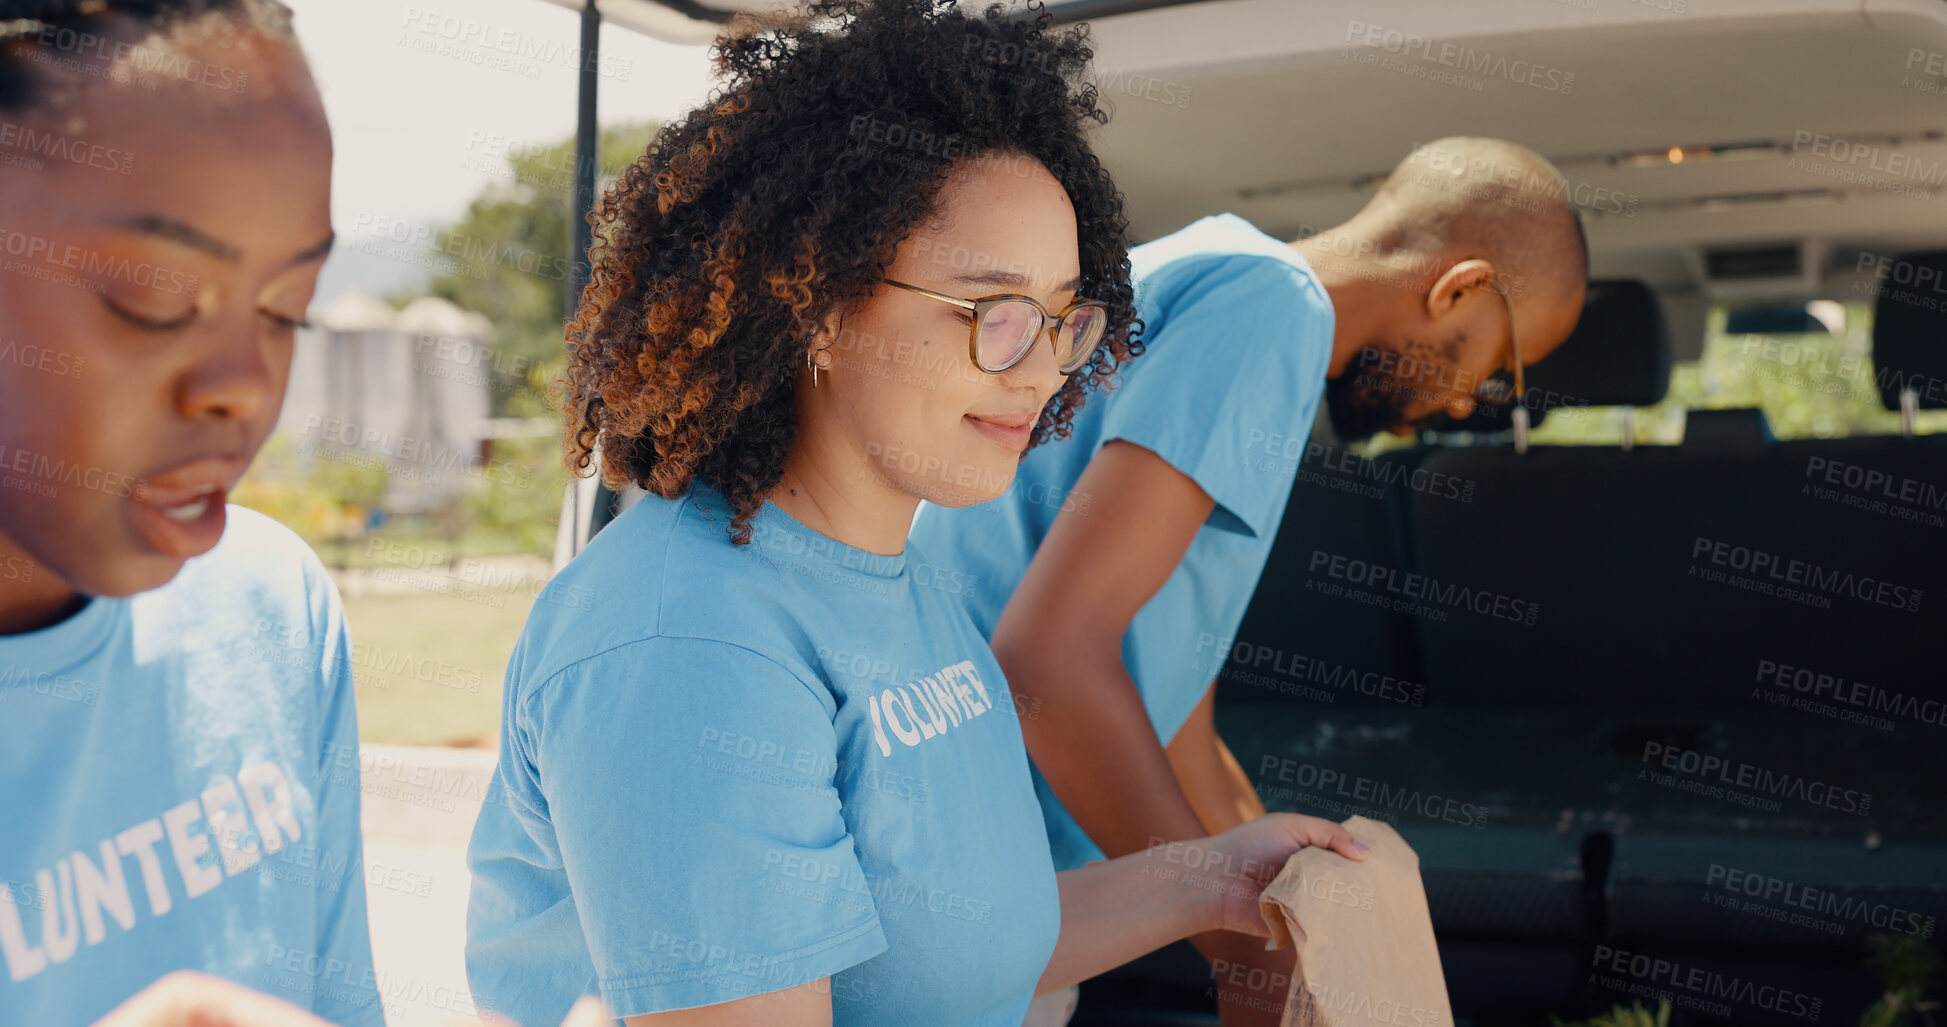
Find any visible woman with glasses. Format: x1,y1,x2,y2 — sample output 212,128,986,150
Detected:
463,1,1367,1024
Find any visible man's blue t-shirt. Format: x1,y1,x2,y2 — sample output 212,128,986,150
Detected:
466,481,1059,1026
0,507,382,1025
908,213,1335,870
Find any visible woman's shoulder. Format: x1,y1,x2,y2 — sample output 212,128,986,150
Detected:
180,504,331,585
119,506,354,754
510,487,817,699
533,484,770,625
135,504,342,634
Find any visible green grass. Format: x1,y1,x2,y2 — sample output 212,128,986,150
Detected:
342,586,536,747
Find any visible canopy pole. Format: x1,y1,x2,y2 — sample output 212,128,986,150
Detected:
570,0,621,550
571,0,600,302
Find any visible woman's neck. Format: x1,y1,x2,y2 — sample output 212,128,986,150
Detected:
768,446,918,558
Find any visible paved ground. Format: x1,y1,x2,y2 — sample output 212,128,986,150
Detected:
331,555,554,600
357,744,496,1026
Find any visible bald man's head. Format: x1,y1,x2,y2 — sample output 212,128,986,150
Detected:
1370,137,1589,309
1304,137,1589,441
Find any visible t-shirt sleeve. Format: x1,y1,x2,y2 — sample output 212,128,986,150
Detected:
305,568,386,1026
1098,255,1331,538
527,635,887,1017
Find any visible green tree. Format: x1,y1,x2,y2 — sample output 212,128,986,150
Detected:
232,433,385,562
462,435,570,556
421,123,658,419
1526,302,1947,448
1859,933,1943,1027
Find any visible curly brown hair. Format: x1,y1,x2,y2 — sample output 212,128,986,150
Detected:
559,0,1143,544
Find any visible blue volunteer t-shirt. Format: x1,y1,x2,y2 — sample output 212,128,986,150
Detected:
0,506,382,1026
466,481,1060,1026
908,213,1335,870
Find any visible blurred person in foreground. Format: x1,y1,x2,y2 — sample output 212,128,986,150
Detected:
0,6,633,1025
0,1,375,1023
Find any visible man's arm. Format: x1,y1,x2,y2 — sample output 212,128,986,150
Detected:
1163,682,1300,1026
991,439,1217,860
1167,682,1270,836
993,440,1299,1026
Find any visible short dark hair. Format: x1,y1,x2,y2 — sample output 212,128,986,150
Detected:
1370,136,1589,297
560,0,1144,544
0,0,300,112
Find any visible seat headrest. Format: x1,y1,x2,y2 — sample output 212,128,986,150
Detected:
1871,251,1947,411
1527,279,1672,408
1683,407,1776,453
1425,394,1547,433
1429,278,1669,434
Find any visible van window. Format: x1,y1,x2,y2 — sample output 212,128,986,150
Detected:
1527,301,1947,445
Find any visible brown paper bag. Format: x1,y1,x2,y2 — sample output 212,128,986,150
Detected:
1255,816,1453,1027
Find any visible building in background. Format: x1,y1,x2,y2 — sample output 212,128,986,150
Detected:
278,291,495,518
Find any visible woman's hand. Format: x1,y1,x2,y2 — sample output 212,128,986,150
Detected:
89,972,336,1027
1040,813,1369,996
92,971,614,1027
1165,812,1369,937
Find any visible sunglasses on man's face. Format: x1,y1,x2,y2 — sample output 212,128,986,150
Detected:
883,279,1110,375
